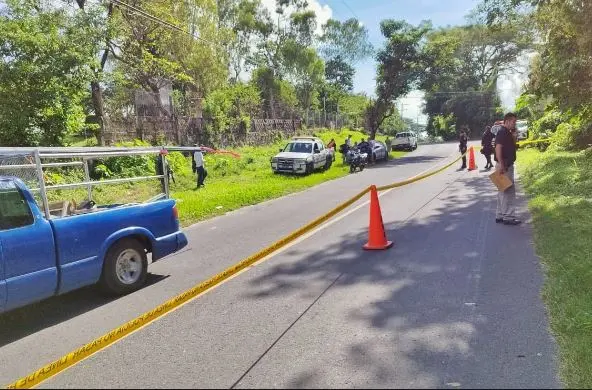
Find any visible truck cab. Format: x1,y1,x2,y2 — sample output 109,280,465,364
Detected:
271,137,333,175
0,147,188,314
0,178,58,311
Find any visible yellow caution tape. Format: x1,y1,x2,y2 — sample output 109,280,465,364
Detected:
6,148,479,389
517,138,551,147
5,185,372,389
377,152,465,192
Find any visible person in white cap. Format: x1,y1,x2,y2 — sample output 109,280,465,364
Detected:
193,145,207,188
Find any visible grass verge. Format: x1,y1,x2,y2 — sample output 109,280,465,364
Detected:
40,129,407,226
517,147,592,388
173,129,407,225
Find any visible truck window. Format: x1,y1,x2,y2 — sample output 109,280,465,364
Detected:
0,181,34,231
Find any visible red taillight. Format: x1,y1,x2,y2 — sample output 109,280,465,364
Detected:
172,205,179,220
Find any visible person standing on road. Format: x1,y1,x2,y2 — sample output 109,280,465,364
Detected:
385,137,392,154
481,125,494,169
459,130,468,169
193,146,207,188
495,112,521,225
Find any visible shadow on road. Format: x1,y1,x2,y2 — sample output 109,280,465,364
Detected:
242,173,559,388
0,273,169,348
365,155,443,171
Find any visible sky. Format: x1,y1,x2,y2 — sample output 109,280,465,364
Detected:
262,0,527,125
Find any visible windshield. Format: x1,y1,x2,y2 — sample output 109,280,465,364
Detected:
396,133,409,138
283,142,312,153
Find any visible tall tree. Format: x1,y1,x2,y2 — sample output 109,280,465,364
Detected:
419,22,530,138
365,20,430,139
0,0,101,146
217,0,272,82
320,18,373,64
250,0,325,118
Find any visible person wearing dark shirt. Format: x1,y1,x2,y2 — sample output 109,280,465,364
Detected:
358,139,371,162
495,112,520,225
459,131,468,169
481,125,494,169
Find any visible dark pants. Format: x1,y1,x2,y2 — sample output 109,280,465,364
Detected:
460,147,467,168
485,153,493,167
196,166,207,186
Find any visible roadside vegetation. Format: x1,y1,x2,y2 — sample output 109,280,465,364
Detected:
42,129,406,226
518,148,592,387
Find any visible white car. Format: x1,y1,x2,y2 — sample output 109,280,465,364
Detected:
271,137,333,175
392,132,418,151
516,120,529,140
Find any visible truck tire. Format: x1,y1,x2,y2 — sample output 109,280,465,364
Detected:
100,238,148,296
324,156,332,170
305,162,314,175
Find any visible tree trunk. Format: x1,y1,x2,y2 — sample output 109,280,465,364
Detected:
91,81,106,146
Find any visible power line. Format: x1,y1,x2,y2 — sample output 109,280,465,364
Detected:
340,0,358,19
109,0,201,40
108,0,278,72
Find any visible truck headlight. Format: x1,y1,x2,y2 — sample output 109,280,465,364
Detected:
306,156,313,163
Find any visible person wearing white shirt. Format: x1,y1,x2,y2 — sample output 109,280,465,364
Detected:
193,147,207,187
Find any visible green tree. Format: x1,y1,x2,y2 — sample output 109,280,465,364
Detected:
365,20,430,139
111,0,230,97
419,23,529,138
320,18,373,64
217,0,272,82
0,0,100,146
479,0,592,149
325,56,355,92
203,82,261,143
249,0,325,118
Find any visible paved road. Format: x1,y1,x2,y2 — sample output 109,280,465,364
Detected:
0,143,560,388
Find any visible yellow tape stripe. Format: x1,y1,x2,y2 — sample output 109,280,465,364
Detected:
7,149,471,389
517,138,551,147
5,185,372,389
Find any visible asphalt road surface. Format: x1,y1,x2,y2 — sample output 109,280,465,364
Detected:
0,143,561,388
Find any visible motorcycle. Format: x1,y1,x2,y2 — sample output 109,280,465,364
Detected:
346,148,368,173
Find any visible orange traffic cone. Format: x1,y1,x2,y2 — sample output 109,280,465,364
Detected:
363,185,393,250
468,146,477,171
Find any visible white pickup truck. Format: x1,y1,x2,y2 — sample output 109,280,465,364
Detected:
392,132,418,151
271,137,334,175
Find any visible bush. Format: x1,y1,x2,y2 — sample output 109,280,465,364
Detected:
549,114,592,151
165,151,191,175
530,109,565,138
92,139,154,179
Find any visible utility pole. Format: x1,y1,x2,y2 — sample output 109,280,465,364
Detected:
323,94,326,127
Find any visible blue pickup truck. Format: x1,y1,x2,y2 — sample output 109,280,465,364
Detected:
0,176,188,313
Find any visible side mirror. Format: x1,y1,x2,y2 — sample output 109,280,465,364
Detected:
279,148,283,152
314,149,320,154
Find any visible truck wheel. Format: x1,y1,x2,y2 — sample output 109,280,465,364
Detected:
305,162,314,174
100,238,148,295
324,157,332,170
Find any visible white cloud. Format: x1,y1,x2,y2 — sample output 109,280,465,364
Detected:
260,0,333,35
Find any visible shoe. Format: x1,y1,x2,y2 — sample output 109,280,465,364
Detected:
503,218,522,225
